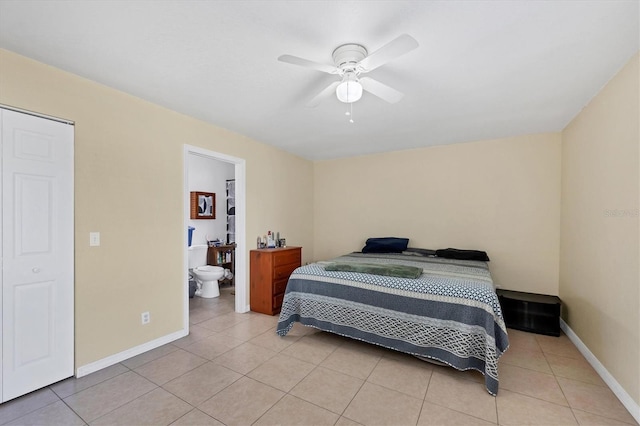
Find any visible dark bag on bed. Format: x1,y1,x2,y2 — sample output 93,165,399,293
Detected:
435,248,490,261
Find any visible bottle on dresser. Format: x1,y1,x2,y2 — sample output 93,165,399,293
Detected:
267,230,276,248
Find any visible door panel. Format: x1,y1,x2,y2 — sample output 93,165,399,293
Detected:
15,174,54,255
1,109,74,402
14,280,54,365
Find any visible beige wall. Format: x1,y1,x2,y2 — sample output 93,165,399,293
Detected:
314,134,562,294
560,53,639,404
0,49,314,368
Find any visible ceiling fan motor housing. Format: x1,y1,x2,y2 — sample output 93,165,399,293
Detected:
332,44,368,73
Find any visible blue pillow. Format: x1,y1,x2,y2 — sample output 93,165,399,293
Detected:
362,237,409,253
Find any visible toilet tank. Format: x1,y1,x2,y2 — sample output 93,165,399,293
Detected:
188,244,208,269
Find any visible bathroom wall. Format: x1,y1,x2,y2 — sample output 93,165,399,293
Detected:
187,154,234,246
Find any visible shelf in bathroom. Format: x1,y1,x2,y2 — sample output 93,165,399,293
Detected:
207,244,235,286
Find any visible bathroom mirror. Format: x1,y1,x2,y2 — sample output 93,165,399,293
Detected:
190,191,215,219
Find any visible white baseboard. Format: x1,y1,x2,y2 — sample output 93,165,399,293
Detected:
560,319,640,424
75,328,188,378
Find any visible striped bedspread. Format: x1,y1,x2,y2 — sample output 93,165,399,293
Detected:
276,252,509,395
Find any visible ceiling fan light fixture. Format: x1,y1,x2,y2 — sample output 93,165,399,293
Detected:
336,74,362,103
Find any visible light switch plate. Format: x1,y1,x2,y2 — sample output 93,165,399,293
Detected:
89,232,100,246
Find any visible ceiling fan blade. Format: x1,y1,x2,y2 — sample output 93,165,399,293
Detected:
305,81,340,107
358,34,419,72
278,54,338,74
359,77,404,103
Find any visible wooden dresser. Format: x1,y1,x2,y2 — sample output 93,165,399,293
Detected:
250,246,302,315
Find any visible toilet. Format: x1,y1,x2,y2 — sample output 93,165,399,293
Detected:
188,244,224,298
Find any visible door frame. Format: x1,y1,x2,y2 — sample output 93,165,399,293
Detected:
183,145,248,330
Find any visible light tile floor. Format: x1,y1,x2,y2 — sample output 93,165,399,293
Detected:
1,286,637,426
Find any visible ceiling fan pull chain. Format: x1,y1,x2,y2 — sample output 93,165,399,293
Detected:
349,102,354,123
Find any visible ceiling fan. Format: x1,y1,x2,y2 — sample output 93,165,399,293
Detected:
278,34,419,107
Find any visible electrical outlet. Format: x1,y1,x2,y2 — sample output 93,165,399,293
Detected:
141,311,150,325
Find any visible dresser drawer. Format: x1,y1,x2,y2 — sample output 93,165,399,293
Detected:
273,293,285,310
273,263,299,281
273,278,288,295
273,249,301,267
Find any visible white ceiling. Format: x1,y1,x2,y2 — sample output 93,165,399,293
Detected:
0,1,638,161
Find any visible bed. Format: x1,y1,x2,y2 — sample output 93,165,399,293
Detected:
276,251,510,395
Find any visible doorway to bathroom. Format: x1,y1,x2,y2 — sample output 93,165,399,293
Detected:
183,145,247,333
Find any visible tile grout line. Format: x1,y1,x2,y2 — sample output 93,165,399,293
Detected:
536,333,624,414
58,398,87,426
85,382,163,425
415,372,430,426
276,333,366,421
541,347,581,425
512,331,632,425
331,353,385,424
169,407,216,425
179,325,307,425
0,394,63,426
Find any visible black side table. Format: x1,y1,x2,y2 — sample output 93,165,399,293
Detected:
497,289,562,336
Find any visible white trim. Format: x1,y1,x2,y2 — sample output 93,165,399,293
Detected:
0,104,74,125
75,329,187,378
560,319,640,424
183,147,191,333
232,160,248,314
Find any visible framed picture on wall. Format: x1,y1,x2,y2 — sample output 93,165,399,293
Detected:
190,191,215,219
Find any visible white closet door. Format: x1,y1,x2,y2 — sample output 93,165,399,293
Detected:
1,109,74,402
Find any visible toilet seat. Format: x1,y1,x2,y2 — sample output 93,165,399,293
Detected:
194,265,224,273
